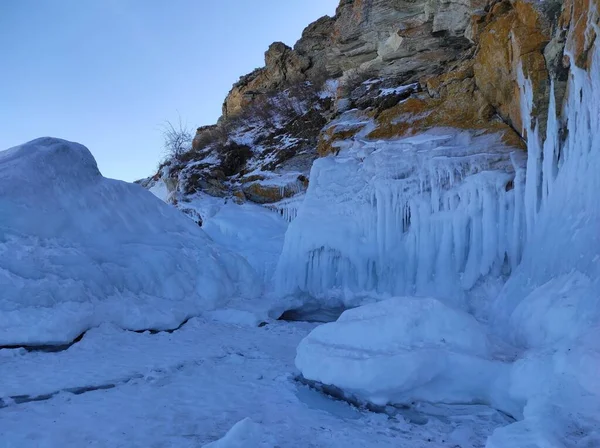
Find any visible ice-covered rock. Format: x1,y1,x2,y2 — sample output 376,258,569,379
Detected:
296,297,517,416
292,8,600,445
486,18,600,447
294,30,600,445
0,138,260,346
275,129,526,309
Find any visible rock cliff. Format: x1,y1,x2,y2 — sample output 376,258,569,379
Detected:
143,0,598,223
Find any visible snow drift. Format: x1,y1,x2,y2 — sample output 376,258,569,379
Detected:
0,138,259,346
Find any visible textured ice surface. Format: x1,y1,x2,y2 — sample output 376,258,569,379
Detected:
296,298,518,416
275,129,526,309
201,201,288,285
0,318,512,447
486,25,600,448
0,138,259,346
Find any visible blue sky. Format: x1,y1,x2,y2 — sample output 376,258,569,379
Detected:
0,1,338,181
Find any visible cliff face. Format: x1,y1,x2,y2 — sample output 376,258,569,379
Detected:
222,0,487,120
144,0,598,222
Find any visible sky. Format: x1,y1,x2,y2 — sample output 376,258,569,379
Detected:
0,0,338,182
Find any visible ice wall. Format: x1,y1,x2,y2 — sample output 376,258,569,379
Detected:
486,14,600,447
275,129,527,309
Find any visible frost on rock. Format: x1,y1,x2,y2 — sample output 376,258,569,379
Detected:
275,129,526,309
295,297,517,416
0,138,260,346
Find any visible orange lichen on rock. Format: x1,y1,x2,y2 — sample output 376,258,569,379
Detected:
473,0,552,135
241,178,307,204
317,123,365,156
561,0,600,69
367,62,525,150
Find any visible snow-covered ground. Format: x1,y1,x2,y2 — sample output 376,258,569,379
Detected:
0,317,512,448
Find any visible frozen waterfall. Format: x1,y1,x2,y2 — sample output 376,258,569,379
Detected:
275,129,527,308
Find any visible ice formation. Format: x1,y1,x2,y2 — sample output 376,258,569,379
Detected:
0,138,259,346
201,201,288,284
295,9,600,447
275,129,527,308
486,16,600,447
265,194,305,223
296,297,518,416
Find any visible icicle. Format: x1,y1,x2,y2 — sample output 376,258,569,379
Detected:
541,80,559,202
518,64,543,239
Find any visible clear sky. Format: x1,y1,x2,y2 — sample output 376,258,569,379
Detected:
0,0,338,181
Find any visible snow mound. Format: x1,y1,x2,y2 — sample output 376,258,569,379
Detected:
201,201,288,284
0,138,259,346
296,297,516,415
275,128,526,310
203,418,277,448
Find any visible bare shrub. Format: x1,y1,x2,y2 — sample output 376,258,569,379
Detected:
161,117,193,161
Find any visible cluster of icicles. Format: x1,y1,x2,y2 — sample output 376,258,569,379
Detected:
267,194,304,223
274,20,600,306
274,133,526,305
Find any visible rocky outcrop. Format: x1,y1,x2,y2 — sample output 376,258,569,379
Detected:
321,0,479,77
473,0,560,136
242,175,308,204
222,43,311,119
145,0,600,227
561,0,599,69
218,0,575,143
222,0,497,121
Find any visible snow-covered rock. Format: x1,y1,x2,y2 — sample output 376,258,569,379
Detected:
0,137,259,346
296,297,517,416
